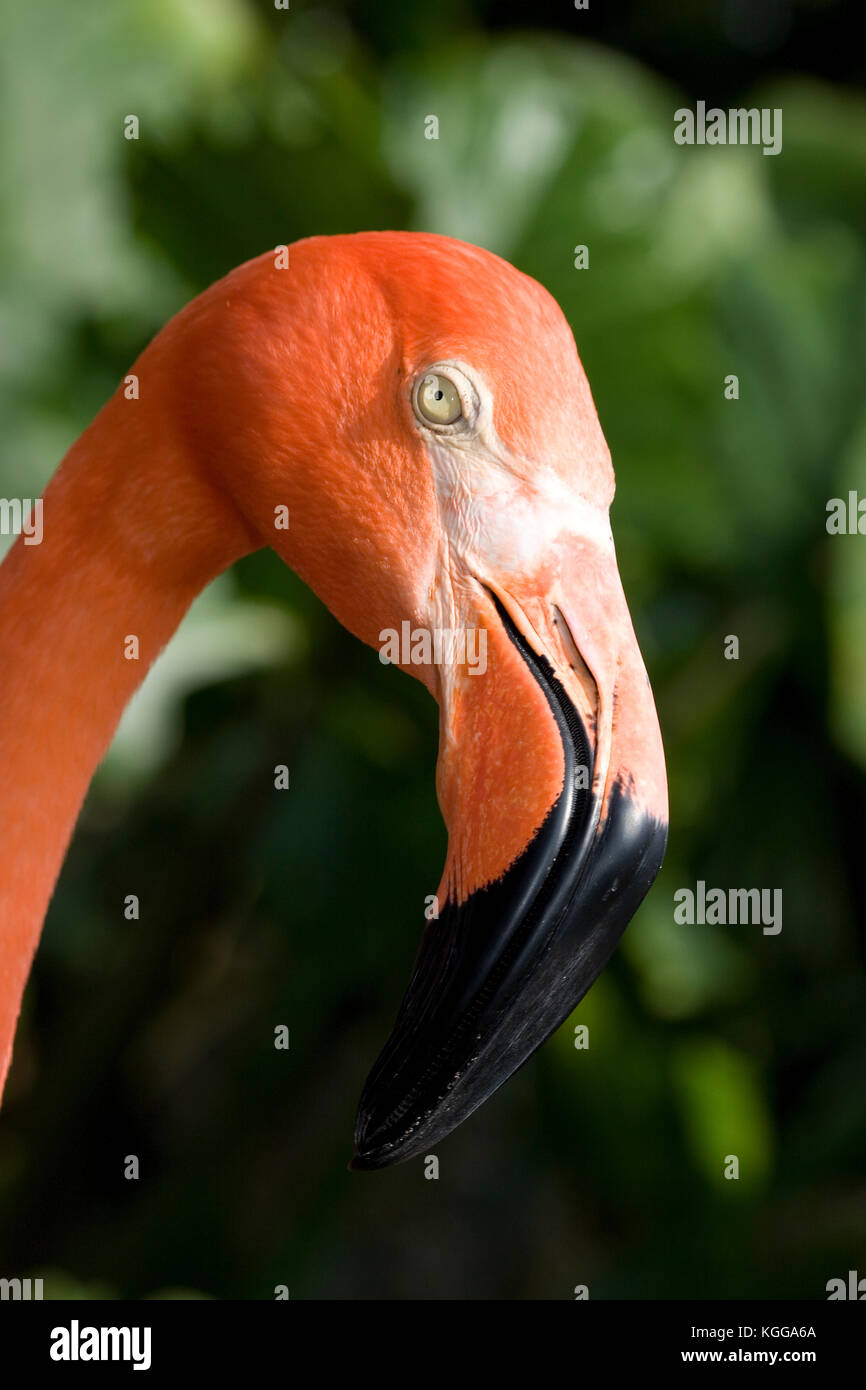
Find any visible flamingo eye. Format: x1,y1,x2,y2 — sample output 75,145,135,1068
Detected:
414,371,463,426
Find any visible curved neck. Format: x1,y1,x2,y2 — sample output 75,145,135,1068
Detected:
0,388,254,1095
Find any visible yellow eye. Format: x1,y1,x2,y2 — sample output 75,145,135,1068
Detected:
415,372,463,426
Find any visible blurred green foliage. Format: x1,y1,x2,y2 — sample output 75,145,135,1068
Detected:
0,0,864,1299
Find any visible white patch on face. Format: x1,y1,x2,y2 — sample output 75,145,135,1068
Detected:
425,432,614,579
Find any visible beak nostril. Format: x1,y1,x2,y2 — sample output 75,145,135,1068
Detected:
552,603,598,721
551,603,580,670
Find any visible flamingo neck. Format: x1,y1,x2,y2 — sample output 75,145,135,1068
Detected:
0,387,254,1095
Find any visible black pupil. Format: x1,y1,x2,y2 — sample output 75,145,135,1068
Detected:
434,389,444,400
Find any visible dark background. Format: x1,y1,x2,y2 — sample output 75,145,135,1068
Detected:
0,0,864,1299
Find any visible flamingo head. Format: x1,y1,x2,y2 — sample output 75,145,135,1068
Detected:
178,232,668,1168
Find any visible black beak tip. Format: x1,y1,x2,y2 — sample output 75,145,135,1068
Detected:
348,1138,376,1172
348,1150,382,1173
347,786,667,1173
350,1104,407,1170
349,1131,401,1172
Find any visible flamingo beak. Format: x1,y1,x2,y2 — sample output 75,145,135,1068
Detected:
351,539,668,1171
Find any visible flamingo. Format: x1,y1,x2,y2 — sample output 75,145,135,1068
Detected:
0,232,667,1169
